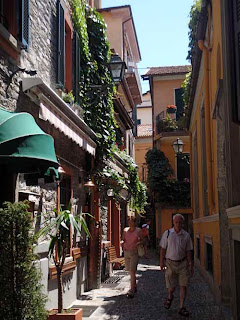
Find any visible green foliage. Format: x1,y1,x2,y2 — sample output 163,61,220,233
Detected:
98,149,147,214
187,0,202,62
72,0,117,165
146,148,190,207
118,150,147,214
0,201,47,320
63,91,75,104
182,70,192,108
38,207,90,313
157,114,178,132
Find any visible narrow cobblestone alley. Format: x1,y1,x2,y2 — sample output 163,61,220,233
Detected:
72,251,221,320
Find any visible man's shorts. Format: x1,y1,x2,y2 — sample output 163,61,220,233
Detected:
124,249,139,272
165,259,190,288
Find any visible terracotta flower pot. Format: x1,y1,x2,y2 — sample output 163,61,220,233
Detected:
48,309,82,320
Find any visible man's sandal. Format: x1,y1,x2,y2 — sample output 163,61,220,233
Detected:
126,290,134,299
164,296,174,309
178,307,190,317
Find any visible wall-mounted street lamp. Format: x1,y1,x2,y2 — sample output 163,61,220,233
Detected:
107,188,114,197
172,138,184,155
108,53,126,83
84,177,95,193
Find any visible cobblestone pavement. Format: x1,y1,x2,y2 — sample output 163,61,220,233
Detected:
72,250,222,320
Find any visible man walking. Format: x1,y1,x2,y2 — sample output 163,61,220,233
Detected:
160,214,193,317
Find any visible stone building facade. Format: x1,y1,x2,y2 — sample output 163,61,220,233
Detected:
0,0,97,309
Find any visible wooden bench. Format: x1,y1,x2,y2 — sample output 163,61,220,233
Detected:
106,246,125,270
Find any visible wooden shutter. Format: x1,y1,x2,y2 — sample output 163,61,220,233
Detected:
233,0,240,121
73,31,81,103
20,0,30,49
57,1,65,89
175,88,184,120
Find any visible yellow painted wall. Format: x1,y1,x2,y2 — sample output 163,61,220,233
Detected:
188,0,223,293
100,12,123,59
134,137,152,181
193,222,221,285
152,77,185,132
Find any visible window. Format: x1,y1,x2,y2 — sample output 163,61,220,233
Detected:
206,243,213,274
177,154,190,181
192,129,199,218
234,240,240,318
232,0,240,121
57,2,79,97
73,31,81,104
204,236,213,275
137,119,141,125
196,236,200,260
0,0,29,49
175,88,184,120
60,175,71,210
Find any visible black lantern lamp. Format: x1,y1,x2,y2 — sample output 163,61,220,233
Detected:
172,138,184,155
109,53,126,83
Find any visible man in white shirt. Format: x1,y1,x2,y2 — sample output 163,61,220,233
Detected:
160,214,193,317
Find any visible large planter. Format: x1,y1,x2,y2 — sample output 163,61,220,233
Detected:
48,309,82,320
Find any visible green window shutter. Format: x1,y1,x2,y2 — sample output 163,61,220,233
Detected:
57,1,65,89
20,0,30,50
175,88,184,120
233,0,240,121
73,31,81,103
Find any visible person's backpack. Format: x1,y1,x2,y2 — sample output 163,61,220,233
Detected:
142,226,148,237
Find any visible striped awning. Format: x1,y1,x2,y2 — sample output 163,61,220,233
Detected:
39,102,96,156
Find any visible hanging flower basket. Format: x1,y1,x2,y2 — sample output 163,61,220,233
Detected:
166,105,177,113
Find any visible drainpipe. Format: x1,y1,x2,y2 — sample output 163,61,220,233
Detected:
198,39,214,214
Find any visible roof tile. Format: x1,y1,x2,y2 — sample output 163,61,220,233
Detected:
145,65,191,77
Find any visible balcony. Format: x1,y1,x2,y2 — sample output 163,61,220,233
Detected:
155,111,187,136
125,60,142,105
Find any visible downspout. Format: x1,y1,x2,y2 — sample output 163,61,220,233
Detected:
198,39,214,214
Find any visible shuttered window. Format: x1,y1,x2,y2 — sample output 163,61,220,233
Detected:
73,31,81,103
175,88,184,120
18,0,29,50
233,0,240,121
57,1,65,89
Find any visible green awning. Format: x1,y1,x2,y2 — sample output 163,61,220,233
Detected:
0,108,58,172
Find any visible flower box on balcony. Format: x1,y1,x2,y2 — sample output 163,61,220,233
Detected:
166,105,177,113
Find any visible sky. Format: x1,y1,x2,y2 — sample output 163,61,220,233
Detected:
102,0,193,93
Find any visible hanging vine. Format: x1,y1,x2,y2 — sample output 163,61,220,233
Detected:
72,0,117,165
71,1,147,213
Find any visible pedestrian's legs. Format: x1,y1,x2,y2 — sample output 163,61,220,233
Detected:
168,287,175,299
180,286,187,308
130,270,136,291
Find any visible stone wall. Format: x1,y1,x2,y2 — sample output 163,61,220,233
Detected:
0,0,64,111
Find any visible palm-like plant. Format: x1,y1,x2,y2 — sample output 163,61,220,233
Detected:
38,208,90,313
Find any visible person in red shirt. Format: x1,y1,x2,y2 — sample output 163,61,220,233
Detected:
122,216,142,298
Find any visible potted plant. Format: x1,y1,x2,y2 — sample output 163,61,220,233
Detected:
166,104,177,113
63,91,75,106
38,207,90,320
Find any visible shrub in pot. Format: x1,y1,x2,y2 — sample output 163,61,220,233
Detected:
38,207,90,320
0,201,47,320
